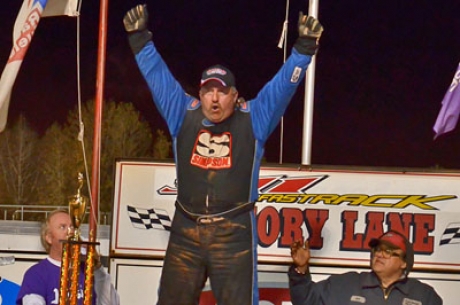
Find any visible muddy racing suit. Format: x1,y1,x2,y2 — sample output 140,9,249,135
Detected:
134,40,312,305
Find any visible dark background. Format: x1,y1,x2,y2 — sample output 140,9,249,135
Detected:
1,0,460,169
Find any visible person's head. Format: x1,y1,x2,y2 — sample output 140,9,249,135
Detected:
199,64,239,123
369,230,414,280
41,209,74,260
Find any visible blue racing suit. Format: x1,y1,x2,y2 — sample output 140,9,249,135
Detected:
134,40,312,305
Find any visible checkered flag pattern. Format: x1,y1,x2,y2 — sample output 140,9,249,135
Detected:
127,205,171,231
440,222,460,245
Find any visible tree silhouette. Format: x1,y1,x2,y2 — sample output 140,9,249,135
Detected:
0,115,40,206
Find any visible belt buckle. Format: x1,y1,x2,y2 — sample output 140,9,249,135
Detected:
197,216,224,224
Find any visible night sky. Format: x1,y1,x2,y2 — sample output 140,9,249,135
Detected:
1,0,460,169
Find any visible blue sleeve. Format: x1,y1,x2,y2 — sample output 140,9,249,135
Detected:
135,41,195,137
0,279,20,305
250,48,312,141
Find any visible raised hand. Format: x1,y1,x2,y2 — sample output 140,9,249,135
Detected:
123,4,148,33
290,239,310,273
298,12,323,40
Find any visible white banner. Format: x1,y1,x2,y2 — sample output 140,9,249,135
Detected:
111,160,460,272
0,0,79,132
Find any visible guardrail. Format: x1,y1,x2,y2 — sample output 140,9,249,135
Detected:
0,204,111,225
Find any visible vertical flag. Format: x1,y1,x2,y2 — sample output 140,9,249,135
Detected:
0,0,79,132
433,62,460,139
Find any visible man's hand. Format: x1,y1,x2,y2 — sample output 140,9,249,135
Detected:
124,4,152,54
290,240,311,273
293,12,323,55
298,12,323,40
123,4,148,33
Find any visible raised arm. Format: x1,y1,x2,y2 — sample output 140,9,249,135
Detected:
123,4,191,136
250,12,323,140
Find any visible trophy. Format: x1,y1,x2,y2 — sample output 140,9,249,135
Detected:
59,173,97,305
68,173,87,241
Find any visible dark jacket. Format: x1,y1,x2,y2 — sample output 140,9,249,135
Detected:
288,266,443,305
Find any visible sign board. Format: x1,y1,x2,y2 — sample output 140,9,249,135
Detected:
111,160,460,271
109,259,460,305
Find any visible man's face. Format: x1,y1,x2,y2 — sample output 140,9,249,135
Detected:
45,212,74,256
199,81,238,123
371,243,407,279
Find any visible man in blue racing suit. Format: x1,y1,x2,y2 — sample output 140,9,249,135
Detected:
124,4,323,305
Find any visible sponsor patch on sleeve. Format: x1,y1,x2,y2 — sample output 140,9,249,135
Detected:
188,99,201,110
290,66,303,83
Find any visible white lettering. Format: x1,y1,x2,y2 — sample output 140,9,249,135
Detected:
51,288,59,304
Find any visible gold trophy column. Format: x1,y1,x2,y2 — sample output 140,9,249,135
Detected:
59,173,98,305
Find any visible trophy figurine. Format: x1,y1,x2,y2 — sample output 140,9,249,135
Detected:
68,173,87,241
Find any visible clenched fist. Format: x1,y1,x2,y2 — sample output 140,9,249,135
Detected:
123,4,148,33
298,12,323,40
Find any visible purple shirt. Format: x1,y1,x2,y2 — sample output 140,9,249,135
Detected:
16,258,95,305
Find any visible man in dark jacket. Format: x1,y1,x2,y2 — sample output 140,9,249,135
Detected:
289,230,443,305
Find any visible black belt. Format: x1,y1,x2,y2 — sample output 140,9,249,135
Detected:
175,200,255,225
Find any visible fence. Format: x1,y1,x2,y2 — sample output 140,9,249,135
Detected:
0,204,111,225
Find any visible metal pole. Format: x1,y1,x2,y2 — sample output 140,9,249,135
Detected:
86,0,108,301
279,0,290,164
89,0,108,242
301,0,319,165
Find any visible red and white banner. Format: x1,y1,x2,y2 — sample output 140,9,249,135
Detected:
0,0,78,132
112,160,460,272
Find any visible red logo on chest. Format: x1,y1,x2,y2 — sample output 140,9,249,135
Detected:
191,130,232,169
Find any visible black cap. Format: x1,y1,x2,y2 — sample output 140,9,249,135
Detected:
200,64,235,87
